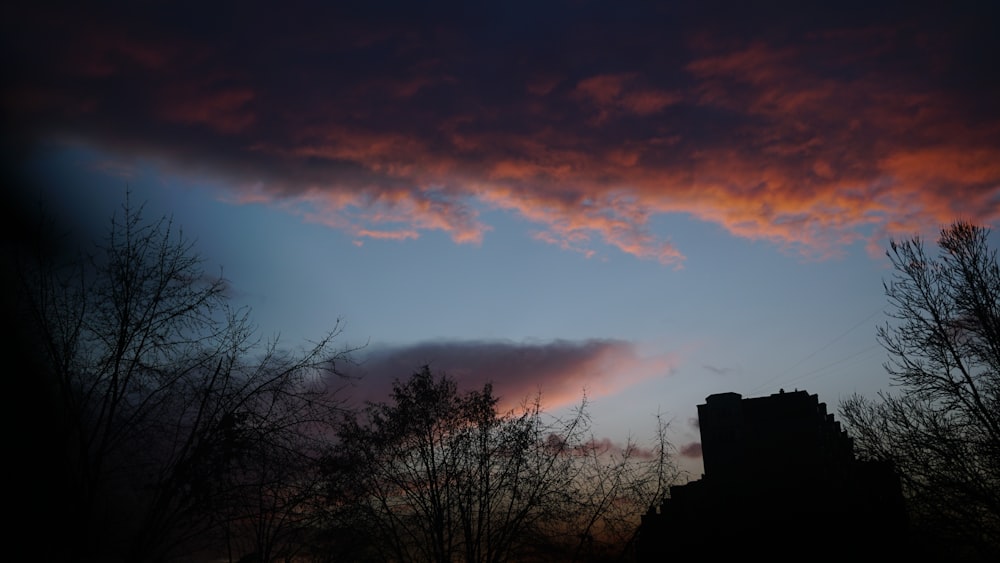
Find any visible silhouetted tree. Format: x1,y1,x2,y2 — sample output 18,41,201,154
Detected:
208,349,347,563
324,366,678,563
563,411,680,561
840,220,1000,561
15,195,352,562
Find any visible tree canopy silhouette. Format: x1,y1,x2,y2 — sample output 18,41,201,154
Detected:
840,220,1000,561
323,366,678,563
9,193,678,562
14,195,352,562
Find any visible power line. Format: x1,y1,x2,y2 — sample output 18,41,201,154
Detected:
749,307,883,396
778,344,882,389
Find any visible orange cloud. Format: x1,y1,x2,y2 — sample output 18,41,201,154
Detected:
67,29,175,77
286,186,488,246
268,41,994,262
478,184,685,266
575,73,681,121
160,88,257,134
880,146,1000,187
9,5,999,263
577,73,632,104
620,89,683,115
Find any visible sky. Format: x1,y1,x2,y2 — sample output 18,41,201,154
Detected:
4,0,999,478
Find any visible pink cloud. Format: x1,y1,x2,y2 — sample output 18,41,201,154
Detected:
338,339,680,413
679,442,702,459
353,228,420,241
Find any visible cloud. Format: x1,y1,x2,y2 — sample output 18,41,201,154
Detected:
703,364,735,376
5,2,999,264
574,73,681,121
679,442,703,459
159,87,257,134
337,339,678,412
579,437,661,461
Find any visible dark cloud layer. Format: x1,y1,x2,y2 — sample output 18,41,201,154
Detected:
337,338,674,410
4,1,999,263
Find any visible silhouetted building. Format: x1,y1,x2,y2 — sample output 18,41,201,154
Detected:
637,390,906,562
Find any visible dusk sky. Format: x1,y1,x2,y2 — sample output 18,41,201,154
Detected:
4,1,999,477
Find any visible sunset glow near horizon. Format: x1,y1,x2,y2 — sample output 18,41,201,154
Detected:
5,1,999,477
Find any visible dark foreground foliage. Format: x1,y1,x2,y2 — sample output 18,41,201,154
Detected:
841,221,1000,562
8,195,676,562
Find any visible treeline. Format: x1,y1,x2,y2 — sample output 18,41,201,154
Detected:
9,197,678,563
839,221,1000,563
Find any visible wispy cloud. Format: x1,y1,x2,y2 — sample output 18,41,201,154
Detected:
703,364,735,376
